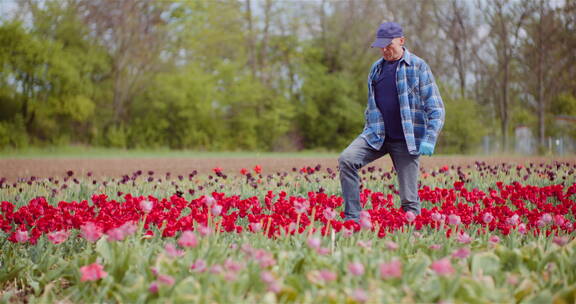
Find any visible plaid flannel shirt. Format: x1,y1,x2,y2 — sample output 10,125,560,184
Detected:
361,48,445,155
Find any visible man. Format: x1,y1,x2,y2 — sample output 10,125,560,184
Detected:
339,21,445,221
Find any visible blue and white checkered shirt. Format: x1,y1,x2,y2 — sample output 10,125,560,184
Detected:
361,48,445,155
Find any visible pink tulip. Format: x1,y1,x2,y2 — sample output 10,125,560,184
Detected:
224,258,243,273
431,258,454,276
307,236,321,249
518,223,527,234
357,240,372,249
506,214,519,226
507,274,519,285
15,229,29,243
241,243,254,254
553,215,565,226
405,211,416,223
204,196,216,207
106,227,125,242
429,244,442,250
47,230,70,244
347,262,365,276
210,264,223,274
209,204,221,216
158,274,175,286
319,269,337,282
287,222,297,233
198,225,211,236
139,200,153,214
190,259,207,273
489,235,500,244
150,267,159,276
81,222,102,243
451,247,470,259
80,262,107,282
178,231,198,248
250,222,262,233
252,249,276,268
457,232,472,244
106,222,137,241
267,281,282,293
323,208,336,220
165,243,184,258
342,228,353,238
431,212,443,222
553,236,568,246
360,218,373,229
316,247,331,255
360,210,371,221
149,281,159,293
448,214,461,226
261,271,282,293
294,201,309,214
483,212,494,224
380,260,402,279
261,271,276,284
541,213,552,224
385,241,399,250
351,288,368,303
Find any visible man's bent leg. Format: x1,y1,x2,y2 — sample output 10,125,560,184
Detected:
338,136,384,221
388,141,421,215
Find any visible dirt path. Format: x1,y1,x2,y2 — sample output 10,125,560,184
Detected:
1,155,574,182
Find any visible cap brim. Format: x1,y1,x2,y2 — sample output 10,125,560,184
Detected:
370,37,393,48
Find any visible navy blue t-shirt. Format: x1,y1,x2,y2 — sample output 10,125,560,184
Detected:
373,59,405,142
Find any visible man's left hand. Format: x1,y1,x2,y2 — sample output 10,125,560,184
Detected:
419,142,434,156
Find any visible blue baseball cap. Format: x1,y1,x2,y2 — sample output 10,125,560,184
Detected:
371,22,403,48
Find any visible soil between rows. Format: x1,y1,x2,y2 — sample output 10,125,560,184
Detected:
1,155,574,182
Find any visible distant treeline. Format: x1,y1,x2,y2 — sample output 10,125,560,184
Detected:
1,0,575,153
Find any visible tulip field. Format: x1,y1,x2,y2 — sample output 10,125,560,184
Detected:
1,160,575,303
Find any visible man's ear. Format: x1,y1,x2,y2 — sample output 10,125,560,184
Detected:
399,37,405,46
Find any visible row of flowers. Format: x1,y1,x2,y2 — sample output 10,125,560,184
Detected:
2,181,574,245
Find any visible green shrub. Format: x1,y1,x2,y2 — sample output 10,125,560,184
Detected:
0,115,29,149
438,97,487,154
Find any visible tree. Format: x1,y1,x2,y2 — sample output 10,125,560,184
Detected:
519,0,565,151
76,0,169,128
481,0,529,151
432,0,478,98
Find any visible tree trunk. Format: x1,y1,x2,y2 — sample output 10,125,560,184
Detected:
500,68,509,152
536,0,546,152
245,0,256,79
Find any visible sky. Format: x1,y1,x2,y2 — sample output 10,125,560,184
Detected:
0,0,19,22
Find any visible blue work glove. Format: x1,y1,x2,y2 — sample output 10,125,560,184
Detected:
419,142,434,156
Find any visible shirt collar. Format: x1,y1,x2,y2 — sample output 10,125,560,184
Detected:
376,47,412,67
399,47,412,66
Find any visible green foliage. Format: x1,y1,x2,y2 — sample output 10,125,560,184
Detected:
551,93,576,116
548,93,576,139
438,97,487,154
105,125,128,149
296,46,364,150
0,115,28,149
1,0,572,153
0,3,107,146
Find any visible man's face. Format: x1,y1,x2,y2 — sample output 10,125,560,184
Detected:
380,37,405,61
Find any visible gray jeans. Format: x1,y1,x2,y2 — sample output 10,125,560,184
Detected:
338,136,420,221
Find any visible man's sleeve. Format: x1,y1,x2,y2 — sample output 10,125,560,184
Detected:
419,62,445,147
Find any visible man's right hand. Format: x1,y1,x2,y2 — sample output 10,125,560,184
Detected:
419,142,434,156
